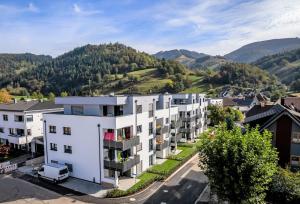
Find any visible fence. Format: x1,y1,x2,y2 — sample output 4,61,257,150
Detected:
0,162,17,174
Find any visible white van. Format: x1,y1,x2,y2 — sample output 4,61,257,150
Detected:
38,163,69,183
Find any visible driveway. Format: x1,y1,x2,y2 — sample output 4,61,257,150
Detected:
0,174,85,204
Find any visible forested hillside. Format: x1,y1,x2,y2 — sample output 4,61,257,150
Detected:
0,53,51,88
254,48,300,91
12,43,187,95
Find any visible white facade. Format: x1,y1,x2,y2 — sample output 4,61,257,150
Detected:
207,98,223,106
0,102,63,153
44,93,207,187
172,94,208,141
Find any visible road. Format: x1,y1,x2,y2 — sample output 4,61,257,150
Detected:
2,155,208,204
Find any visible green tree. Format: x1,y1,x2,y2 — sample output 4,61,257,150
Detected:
208,105,243,128
48,92,55,101
198,125,278,203
60,91,68,97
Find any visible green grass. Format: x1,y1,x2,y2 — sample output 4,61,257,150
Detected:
147,159,181,176
168,146,198,161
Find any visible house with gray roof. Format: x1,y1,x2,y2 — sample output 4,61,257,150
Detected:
0,100,63,155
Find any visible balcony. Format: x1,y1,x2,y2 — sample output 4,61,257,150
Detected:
156,125,169,135
156,137,169,151
103,136,140,151
179,127,195,133
7,134,30,145
104,155,140,173
171,120,182,129
182,116,196,122
171,133,182,143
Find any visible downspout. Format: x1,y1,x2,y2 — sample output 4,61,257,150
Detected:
44,120,48,164
98,124,102,184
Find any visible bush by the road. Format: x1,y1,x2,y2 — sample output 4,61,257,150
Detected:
267,168,300,203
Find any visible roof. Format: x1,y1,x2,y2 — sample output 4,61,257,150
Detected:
245,104,274,118
256,93,269,102
0,100,62,112
244,104,285,123
223,97,255,107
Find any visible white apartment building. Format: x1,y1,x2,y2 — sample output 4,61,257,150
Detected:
43,93,207,187
0,100,63,154
172,94,208,141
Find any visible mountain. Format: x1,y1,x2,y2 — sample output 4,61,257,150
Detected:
11,43,188,95
190,55,230,69
225,38,300,63
0,53,52,87
254,48,300,89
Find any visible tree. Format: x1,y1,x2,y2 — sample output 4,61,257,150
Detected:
208,105,244,128
48,92,55,101
60,91,68,97
198,125,278,203
0,89,12,103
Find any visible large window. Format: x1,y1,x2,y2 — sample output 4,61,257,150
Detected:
63,127,71,135
65,163,73,172
27,129,32,136
292,132,300,143
149,139,153,151
49,126,56,133
64,145,72,154
149,122,153,135
50,143,57,151
137,143,142,152
137,125,142,134
136,105,142,114
114,105,124,116
148,103,154,118
71,105,83,115
14,115,24,122
26,115,33,122
0,128,4,133
149,155,154,166
3,114,8,121
9,128,14,135
291,156,300,166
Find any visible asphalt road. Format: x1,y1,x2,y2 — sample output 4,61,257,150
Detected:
143,156,208,204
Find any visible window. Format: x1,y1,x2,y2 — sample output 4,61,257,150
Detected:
0,128,4,133
137,143,142,152
149,122,153,135
165,102,169,109
26,115,33,122
49,126,56,133
114,105,124,116
64,145,72,154
137,125,142,134
149,155,154,166
14,115,24,122
3,114,8,121
9,128,14,135
148,103,154,118
27,129,32,136
136,105,142,114
50,143,57,151
59,168,68,175
51,160,58,164
292,132,300,143
63,127,71,135
291,156,300,166
149,139,153,151
65,163,73,172
165,118,169,124
71,105,83,115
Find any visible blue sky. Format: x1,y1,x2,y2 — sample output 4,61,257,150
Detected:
0,0,299,56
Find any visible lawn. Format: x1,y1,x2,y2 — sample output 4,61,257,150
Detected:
147,159,181,176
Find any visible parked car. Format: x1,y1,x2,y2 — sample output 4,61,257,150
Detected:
37,163,69,183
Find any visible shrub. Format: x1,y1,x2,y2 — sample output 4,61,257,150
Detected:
106,172,163,198
267,168,300,203
147,160,181,176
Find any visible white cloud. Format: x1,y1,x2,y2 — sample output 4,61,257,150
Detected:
0,2,39,14
73,3,101,16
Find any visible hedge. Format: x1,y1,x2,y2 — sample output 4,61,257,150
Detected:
106,172,163,198
168,146,197,161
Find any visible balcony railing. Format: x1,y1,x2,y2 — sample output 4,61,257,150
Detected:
182,115,196,122
171,133,182,143
104,155,140,173
179,127,195,133
156,140,169,151
103,136,140,151
156,125,169,135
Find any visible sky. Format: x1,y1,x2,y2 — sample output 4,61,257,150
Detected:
0,0,300,57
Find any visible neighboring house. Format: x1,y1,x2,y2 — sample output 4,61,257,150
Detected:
223,97,257,114
245,104,300,170
207,98,223,106
0,100,63,155
281,97,300,112
43,93,207,187
172,94,208,141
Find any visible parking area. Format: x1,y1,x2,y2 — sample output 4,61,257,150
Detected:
0,174,86,204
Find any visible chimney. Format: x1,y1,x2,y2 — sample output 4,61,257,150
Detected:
281,98,285,106
13,98,17,104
